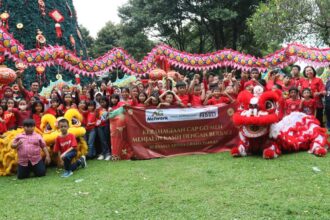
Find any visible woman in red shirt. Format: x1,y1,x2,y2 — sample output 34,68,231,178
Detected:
300,66,325,124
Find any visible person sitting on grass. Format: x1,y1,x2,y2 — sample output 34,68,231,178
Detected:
11,119,51,180
54,118,87,178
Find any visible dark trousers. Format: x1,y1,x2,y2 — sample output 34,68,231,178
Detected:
97,125,111,156
316,107,324,127
62,149,81,172
17,160,46,179
325,105,330,129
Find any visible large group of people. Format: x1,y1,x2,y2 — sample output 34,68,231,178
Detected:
1,65,329,178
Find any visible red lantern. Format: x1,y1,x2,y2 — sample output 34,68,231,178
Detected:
149,68,166,80
36,66,45,75
0,65,16,85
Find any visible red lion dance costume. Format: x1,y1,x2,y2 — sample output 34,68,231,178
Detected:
231,85,328,159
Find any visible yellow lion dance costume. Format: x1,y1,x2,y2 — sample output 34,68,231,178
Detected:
0,109,88,176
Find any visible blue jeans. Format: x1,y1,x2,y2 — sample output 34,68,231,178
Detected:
86,128,96,158
17,160,46,179
62,149,81,171
97,125,110,156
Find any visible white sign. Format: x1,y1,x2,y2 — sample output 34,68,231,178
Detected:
145,107,218,123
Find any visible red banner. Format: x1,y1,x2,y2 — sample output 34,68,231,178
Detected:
110,104,239,159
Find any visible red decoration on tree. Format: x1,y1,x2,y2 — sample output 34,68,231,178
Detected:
55,23,63,38
36,29,46,48
36,66,45,75
38,0,46,16
70,34,76,54
75,74,81,85
36,66,45,86
49,10,64,22
49,10,65,38
0,11,10,30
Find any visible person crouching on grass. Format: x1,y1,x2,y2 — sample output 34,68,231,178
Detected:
11,119,51,180
54,118,87,178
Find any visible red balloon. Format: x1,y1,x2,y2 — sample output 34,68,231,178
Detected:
0,66,16,85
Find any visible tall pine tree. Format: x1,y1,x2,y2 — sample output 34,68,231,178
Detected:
0,0,91,88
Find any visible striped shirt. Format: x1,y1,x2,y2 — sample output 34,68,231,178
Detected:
13,132,46,166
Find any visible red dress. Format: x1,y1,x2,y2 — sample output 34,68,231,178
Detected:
284,99,301,115
301,99,316,116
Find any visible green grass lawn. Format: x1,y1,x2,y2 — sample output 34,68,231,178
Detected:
0,152,329,220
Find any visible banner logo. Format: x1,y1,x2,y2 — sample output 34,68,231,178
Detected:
146,107,218,123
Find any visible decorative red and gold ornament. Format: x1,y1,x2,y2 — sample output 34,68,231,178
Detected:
36,66,45,75
0,65,16,85
0,11,9,29
38,0,46,16
15,62,27,70
49,10,65,38
70,34,76,53
36,29,46,48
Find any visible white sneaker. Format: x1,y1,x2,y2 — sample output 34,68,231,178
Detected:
104,155,111,161
97,154,104,160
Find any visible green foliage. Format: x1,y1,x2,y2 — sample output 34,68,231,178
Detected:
91,21,154,61
0,153,329,219
1,0,91,87
118,0,265,56
79,25,95,58
248,0,330,47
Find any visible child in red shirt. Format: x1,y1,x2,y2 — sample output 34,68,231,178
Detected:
96,97,110,160
45,98,63,117
300,88,316,116
54,118,87,178
158,91,183,108
62,93,77,113
86,101,97,159
15,100,32,128
189,83,205,107
0,106,7,135
31,101,44,130
176,81,190,107
78,100,88,127
203,86,233,105
284,87,301,115
4,99,16,130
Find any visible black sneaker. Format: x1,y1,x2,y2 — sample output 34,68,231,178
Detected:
80,155,87,168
